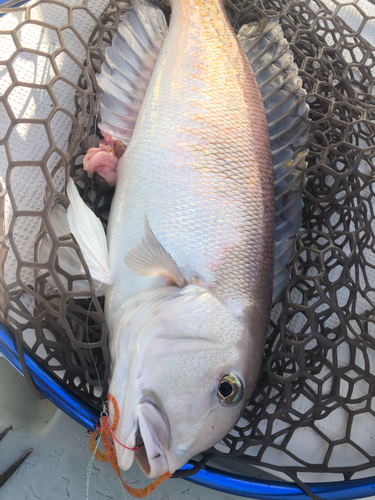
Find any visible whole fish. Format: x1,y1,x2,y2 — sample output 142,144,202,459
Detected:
105,0,275,477
44,0,309,479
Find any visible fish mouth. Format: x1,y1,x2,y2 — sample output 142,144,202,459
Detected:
134,398,171,478
116,398,171,478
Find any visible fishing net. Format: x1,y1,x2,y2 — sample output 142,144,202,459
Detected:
1,0,375,484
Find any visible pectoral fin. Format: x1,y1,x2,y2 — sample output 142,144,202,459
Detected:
125,216,186,288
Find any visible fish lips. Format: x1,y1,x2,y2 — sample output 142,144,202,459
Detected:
116,399,171,478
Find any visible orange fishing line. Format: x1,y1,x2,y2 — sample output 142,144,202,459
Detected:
89,394,171,498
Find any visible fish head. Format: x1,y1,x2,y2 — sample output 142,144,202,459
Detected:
108,285,264,478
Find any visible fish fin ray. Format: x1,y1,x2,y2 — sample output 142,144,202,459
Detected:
125,216,185,287
38,203,108,296
134,0,167,45
98,0,167,143
66,179,113,288
239,17,311,302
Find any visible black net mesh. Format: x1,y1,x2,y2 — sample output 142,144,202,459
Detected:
1,0,375,483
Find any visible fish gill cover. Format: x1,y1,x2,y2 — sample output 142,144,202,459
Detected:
0,0,375,482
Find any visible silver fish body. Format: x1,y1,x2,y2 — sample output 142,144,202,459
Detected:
105,0,275,477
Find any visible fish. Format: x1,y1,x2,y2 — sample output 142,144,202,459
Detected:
41,0,310,480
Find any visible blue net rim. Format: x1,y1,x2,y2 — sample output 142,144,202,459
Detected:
1,321,375,500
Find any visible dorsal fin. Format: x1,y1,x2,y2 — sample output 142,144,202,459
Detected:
239,18,311,302
97,0,167,143
125,216,186,288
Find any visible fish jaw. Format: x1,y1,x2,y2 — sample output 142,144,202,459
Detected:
113,401,172,477
110,393,172,477
114,399,174,478
134,400,172,477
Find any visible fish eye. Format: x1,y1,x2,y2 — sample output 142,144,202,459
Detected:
217,373,243,406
